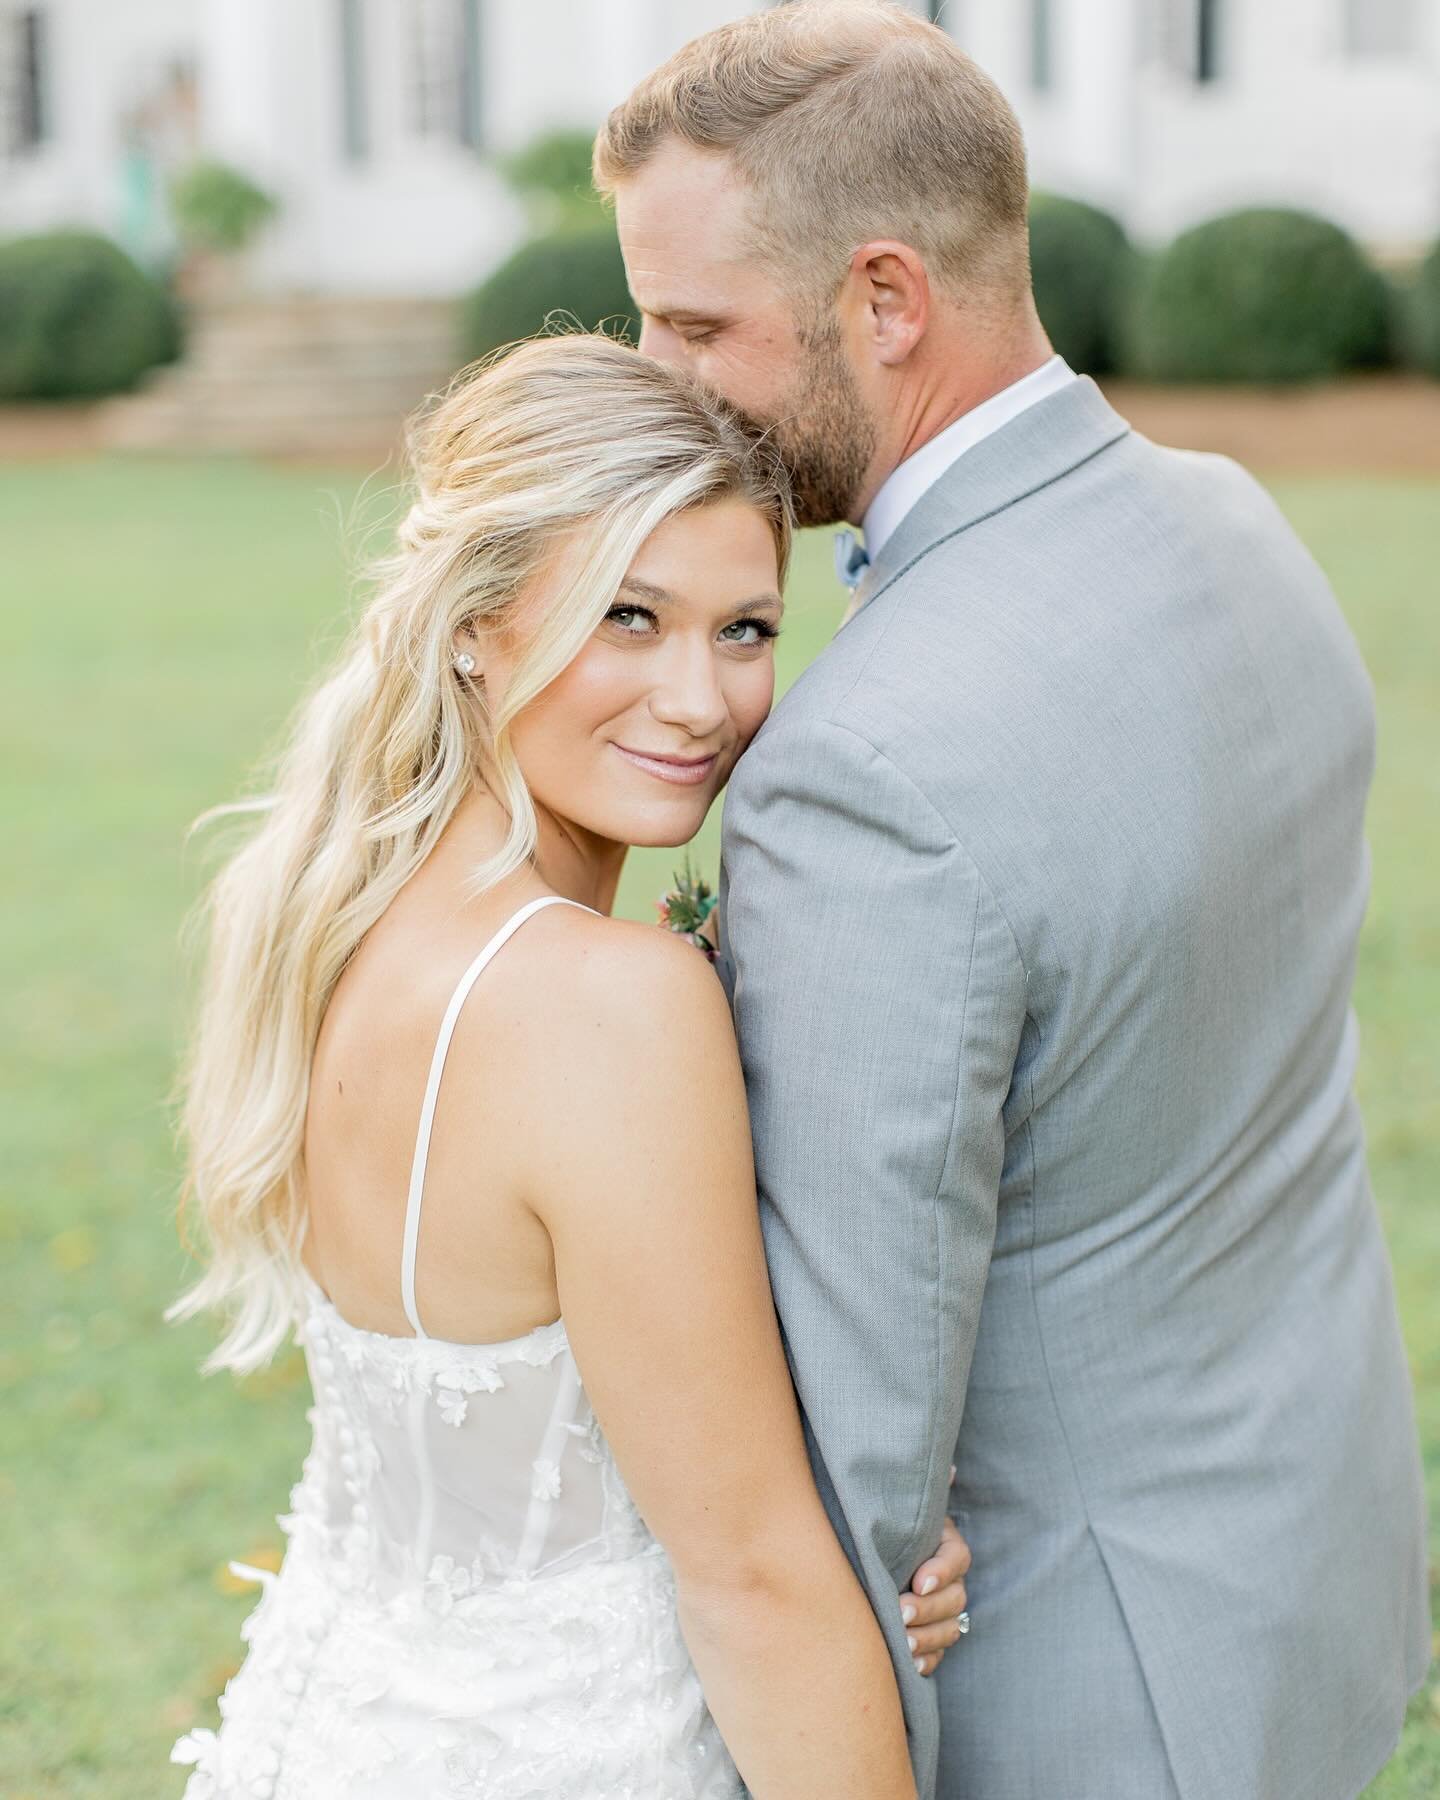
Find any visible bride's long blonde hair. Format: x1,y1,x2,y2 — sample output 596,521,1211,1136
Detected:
169,335,792,1374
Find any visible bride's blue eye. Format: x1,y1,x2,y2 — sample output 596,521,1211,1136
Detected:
606,605,658,635
720,618,779,647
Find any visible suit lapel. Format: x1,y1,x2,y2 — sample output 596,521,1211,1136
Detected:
842,377,1131,628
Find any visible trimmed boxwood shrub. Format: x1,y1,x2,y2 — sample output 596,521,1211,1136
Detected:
1413,239,1440,378
499,129,604,231
1028,192,1134,374
0,230,181,399
169,159,279,254
462,227,638,360
1128,207,1391,384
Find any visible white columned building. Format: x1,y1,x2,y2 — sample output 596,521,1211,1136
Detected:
0,0,1437,296
940,0,1440,254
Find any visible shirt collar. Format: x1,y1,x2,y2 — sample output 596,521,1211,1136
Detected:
861,355,1078,562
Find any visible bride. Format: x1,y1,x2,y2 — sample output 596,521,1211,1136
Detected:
167,334,969,1798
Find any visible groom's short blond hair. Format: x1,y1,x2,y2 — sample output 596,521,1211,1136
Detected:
594,0,1031,309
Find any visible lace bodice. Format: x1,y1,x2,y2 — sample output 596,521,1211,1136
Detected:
173,896,741,1798
295,1272,652,1604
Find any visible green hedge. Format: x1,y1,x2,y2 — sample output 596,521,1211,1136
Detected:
1028,193,1134,374
0,230,181,400
169,159,279,255
461,227,638,360
1128,207,1391,384
1413,239,1440,378
499,129,604,232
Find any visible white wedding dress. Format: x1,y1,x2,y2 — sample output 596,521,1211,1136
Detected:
173,895,742,1799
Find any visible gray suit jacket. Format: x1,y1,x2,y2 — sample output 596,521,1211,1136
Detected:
719,379,1430,1800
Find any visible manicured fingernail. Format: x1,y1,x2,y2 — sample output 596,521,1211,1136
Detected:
900,1601,917,1624
906,1633,918,1652
920,1576,938,1595
950,1464,957,1481
914,1657,926,1675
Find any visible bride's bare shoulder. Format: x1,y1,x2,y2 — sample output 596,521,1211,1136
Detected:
476,905,748,1231
473,901,735,1069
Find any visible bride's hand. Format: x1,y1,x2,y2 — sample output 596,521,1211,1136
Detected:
897,1467,971,1676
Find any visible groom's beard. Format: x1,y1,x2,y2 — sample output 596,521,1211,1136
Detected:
751,314,878,530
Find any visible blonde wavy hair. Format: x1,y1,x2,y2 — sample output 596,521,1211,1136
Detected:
168,334,792,1374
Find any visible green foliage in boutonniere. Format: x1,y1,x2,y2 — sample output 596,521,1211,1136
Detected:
656,856,719,963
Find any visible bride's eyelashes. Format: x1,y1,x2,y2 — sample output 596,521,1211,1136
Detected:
602,604,781,648
723,616,781,646
603,603,661,636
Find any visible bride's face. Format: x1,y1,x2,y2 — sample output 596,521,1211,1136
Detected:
491,498,783,849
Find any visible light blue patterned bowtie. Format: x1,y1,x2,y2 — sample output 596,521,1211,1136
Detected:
834,528,870,589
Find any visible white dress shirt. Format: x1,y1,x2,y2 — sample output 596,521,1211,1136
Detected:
861,354,1078,561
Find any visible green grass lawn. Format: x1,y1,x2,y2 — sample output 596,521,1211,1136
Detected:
1,457,1435,1797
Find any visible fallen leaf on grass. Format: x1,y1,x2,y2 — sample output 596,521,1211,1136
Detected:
205,1658,242,1697
49,1225,97,1272
237,1346,307,1397
160,1694,198,1731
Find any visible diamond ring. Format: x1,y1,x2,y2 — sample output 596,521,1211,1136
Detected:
956,1611,971,1636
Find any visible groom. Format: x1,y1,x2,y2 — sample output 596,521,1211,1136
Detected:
597,3,1431,1797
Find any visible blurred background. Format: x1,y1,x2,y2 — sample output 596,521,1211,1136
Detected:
1,1,1436,1794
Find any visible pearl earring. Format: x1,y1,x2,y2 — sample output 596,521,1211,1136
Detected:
453,652,476,677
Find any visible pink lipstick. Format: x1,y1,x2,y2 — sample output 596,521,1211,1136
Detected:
612,745,720,786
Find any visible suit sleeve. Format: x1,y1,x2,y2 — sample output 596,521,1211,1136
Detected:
720,713,1027,1793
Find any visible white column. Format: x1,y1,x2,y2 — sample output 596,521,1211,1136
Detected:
589,0,653,111
196,0,282,176
1052,0,1142,221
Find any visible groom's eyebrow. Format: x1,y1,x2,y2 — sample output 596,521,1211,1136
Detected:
653,305,722,326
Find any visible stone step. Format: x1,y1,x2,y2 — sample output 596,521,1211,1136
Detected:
126,367,446,410
194,296,458,333
102,296,467,454
179,345,463,382
195,315,460,351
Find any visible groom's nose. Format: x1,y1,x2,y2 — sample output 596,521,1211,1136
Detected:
637,316,682,366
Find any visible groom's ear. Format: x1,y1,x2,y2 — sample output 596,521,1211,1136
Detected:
849,240,930,367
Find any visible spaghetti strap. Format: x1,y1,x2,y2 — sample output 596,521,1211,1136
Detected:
400,894,596,1338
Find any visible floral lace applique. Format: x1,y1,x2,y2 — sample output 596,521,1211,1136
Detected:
530,1457,562,1501
170,1726,218,1775
424,1552,486,1615
437,1727,505,1798
433,1359,506,1426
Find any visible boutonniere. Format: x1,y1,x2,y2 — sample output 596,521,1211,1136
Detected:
656,856,718,963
